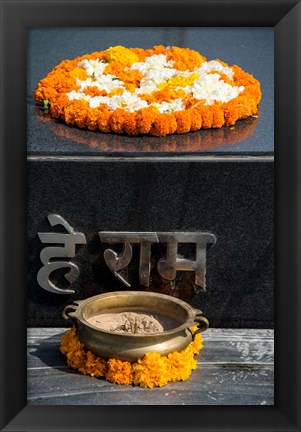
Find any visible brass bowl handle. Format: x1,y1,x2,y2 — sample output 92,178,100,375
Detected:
192,310,209,340
62,304,78,327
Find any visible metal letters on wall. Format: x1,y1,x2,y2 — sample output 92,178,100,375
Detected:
37,215,86,294
37,214,216,295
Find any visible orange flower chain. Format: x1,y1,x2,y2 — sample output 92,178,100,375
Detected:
34,45,261,137
60,326,203,388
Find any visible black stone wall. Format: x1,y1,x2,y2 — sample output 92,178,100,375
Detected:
27,160,274,328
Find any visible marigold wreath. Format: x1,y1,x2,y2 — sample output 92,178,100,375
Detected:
60,326,203,388
34,45,261,137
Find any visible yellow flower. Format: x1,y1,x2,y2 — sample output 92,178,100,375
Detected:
167,350,197,382
104,46,139,66
106,358,133,385
79,351,106,378
190,326,204,353
159,73,200,90
133,353,170,388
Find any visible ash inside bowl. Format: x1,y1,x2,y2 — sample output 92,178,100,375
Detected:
87,311,177,334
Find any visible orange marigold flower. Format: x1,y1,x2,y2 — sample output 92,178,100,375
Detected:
224,100,246,126
145,45,167,57
136,107,158,135
122,112,139,136
210,103,225,128
34,86,57,104
167,46,206,71
86,107,101,131
150,113,177,136
189,108,203,131
106,358,133,385
62,100,87,126
197,105,214,129
97,106,112,133
84,87,107,98
109,108,127,134
49,94,69,118
130,47,147,61
103,61,125,77
174,110,192,134
147,88,186,104
74,104,89,129
105,67,142,86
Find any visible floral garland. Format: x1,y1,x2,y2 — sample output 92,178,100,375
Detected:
60,326,203,388
34,45,261,137
35,105,259,152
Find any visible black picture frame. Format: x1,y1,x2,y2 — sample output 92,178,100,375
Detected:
1,0,300,431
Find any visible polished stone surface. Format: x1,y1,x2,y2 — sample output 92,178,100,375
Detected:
27,27,274,156
27,328,274,405
27,160,274,328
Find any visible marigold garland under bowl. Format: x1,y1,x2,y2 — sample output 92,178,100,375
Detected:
34,45,261,137
60,326,203,388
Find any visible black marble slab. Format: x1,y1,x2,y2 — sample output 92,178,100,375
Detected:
27,27,274,156
27,160,274,328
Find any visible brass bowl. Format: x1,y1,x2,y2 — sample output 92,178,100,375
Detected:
62,291,209,361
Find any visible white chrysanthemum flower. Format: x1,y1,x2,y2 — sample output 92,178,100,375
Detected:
198,60,235,79
184,72,244,105
105,92,148,112
77,59,107,77
151,98,185,113
131,54,174,73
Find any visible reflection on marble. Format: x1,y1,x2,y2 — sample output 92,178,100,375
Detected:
34,106,259,155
